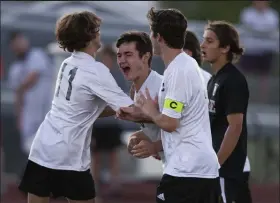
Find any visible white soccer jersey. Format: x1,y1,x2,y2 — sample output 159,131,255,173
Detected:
133,70,165,165
201,69,212,87
29,51,133,171
158,52,219,178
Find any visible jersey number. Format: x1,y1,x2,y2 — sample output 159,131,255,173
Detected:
56,63,78,101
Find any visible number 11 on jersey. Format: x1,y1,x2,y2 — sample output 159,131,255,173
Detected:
55,63,78,101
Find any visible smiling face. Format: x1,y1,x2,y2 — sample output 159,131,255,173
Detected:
117,42,146,81
200,29,228,64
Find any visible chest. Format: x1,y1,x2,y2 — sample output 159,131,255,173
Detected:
207,77,226,114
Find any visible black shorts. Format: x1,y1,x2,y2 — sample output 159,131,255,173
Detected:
156,174,221,203
18,160,96,200
219,172,252,203
91,125,122,152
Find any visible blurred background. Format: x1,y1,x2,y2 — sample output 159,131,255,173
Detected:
0,1,279,203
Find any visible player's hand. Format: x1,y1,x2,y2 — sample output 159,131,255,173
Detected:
131,140,156,159
116,106,143,122
127,135,140,154
136,88,159,118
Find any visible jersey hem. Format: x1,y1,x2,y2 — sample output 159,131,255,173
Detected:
28,156,90,172
164,170,219,179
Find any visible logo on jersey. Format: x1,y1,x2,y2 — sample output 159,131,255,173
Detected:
164,98,184,113
161,82,165,92
212,83,219,96
157,193,165,201
209,99,216,113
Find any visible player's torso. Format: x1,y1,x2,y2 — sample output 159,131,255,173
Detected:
159,56,218,178
29,55,107,171
134,70,163,142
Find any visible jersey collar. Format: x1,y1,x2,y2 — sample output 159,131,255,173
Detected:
72,51,96,61
214,62,232,77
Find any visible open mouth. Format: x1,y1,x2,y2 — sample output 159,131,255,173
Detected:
121,66,131,75
201,51,206,57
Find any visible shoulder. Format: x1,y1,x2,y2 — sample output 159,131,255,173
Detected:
78,60,110,76
151,70,163,82
225,67,248,89
201,69,212,80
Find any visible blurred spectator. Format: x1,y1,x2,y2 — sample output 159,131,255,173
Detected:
7,30,53,157
239,0,279,102
239,0,279,75
91,45,123,199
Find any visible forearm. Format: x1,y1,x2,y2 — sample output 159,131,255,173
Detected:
99,106,115,118
153,140,163,153
217,126,242,165
151,112,178,133
134,112,154,123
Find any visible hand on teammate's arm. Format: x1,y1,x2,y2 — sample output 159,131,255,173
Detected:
131,139,163,159
217,113,243,165
116,106,153,123
136,88,179,132
127,130,152,154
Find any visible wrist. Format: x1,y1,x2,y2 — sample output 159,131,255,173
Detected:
149,109,160,123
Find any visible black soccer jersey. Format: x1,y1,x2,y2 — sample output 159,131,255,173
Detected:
207,63,249,178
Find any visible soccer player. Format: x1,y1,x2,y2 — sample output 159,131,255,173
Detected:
183,30,212,87
18,11,134,203
116,31,165,163
201,20,252,203
119,8,220,203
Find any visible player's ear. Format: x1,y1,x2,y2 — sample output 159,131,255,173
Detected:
143,52,151,64
221,45,230,54
156,33,162,43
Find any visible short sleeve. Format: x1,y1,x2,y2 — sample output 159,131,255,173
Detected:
162,66,191,119
89,64,133,111
223,77,249,115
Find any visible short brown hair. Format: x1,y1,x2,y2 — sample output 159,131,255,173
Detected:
184,30,202,66
98,45,116,59
116,31,153,67
147,7,187,49
205,20,244,63
55,11,101,52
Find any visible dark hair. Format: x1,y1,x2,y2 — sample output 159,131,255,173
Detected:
98,45,116,58
147,7,188,49
184,30,202,66
205,20,244,63
116,31,153,67
55,11,101,52
9,30,24,43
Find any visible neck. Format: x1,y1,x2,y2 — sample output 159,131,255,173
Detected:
161,47,183,68
80,46,98,58
211,57,230,74
133,67,151,92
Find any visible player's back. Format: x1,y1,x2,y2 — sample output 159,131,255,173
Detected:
29,51,133,171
